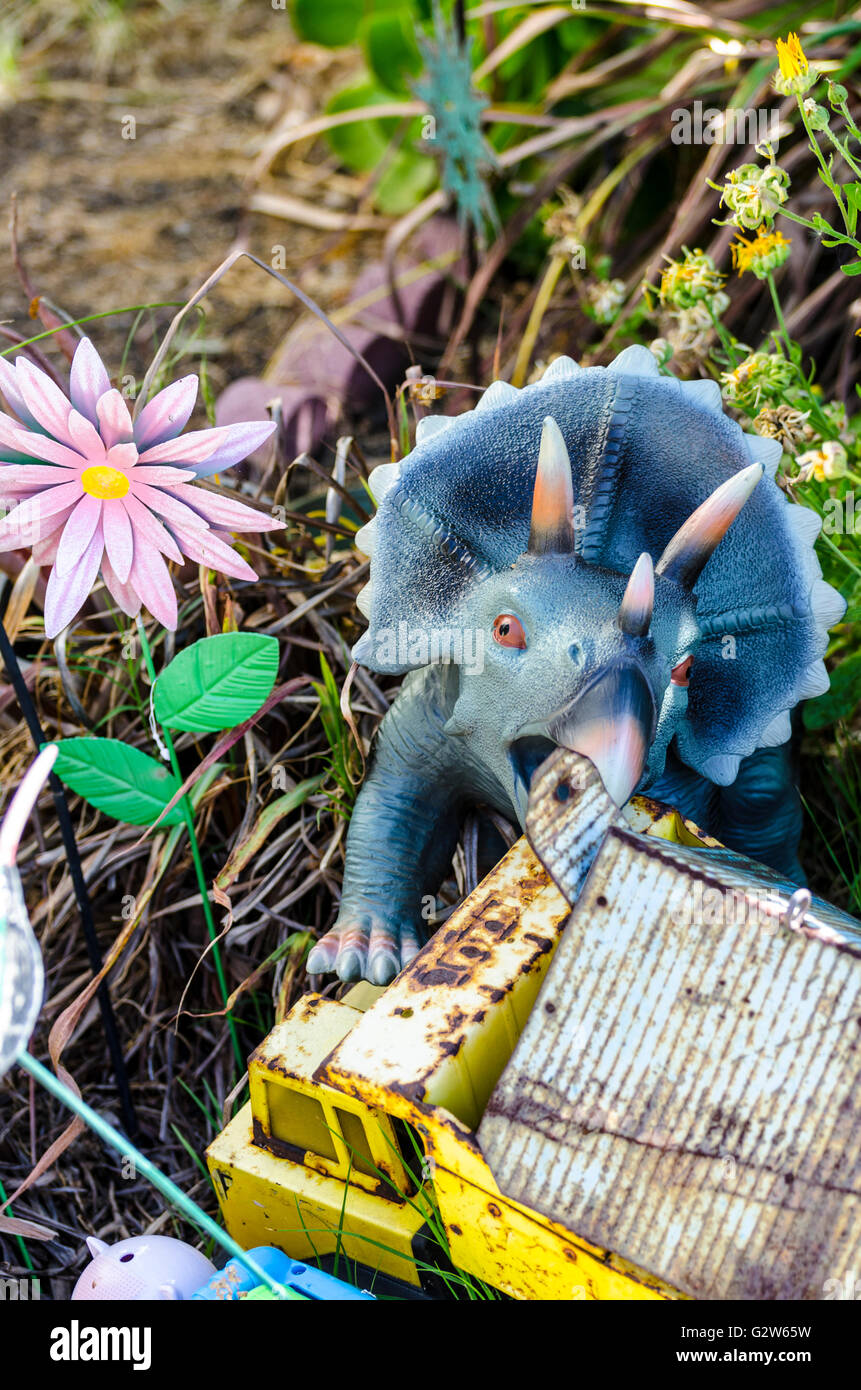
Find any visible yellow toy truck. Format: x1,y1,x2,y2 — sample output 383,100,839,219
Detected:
207,751,861,1300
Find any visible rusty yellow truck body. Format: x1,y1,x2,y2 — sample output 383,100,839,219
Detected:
208,751,861,1300
207,796,706,1300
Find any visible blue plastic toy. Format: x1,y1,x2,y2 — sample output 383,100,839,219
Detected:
192,1246,375,1301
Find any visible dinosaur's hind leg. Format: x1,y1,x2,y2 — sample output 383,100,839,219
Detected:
714,741,805,882
648,741,803,881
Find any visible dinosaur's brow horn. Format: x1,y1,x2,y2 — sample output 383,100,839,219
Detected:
527,416,576,556
655,463,763,589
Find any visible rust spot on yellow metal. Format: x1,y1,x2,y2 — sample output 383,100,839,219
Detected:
320,836,572,1130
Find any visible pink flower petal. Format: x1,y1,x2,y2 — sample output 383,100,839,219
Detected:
124,493,183,563
137,430,221,467
176,421,277,478
0,357,39,428
96,389,135,449
131,481,208,531
0,415,90,469
129,543,177,630
0,479,82,549
0,499,76,554
0,464,81,492
100,551,141,619
102,500,134,584
15,359,77,448
32,528,66,567
125,465,195,486
106,442,138,470
0,413,29,454
55,494,103,577
67,408,106,460
44,524,104,637
162,484,284,532
133,375,199,450
171,520,258,581
29,478,84,517
69,339,112,425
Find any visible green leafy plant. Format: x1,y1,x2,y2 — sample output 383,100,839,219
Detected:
311,652,362,814
286,0,605,222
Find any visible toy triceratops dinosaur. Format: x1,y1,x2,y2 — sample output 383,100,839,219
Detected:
307,346,845,984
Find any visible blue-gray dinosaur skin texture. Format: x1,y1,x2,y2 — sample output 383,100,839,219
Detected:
306,346,846,985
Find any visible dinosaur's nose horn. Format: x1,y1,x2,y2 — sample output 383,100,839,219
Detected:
548,661,656,807
618,553,654,637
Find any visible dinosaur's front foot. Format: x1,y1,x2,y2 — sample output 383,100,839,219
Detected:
306,910,424,985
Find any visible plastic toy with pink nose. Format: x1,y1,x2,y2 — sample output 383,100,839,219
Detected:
72,1234,216,1301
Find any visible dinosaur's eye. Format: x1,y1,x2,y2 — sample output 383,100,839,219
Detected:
492,614,527,650
671,654,693,687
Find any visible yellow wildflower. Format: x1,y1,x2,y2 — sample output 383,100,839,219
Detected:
730,226,791,279
777,32,807,81
796,441,848,482
775,32,816,95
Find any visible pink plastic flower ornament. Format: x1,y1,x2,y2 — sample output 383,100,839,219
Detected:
0,338,281,636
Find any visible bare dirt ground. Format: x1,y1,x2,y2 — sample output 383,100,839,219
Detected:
0,1,375,409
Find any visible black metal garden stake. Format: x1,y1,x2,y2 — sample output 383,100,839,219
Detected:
0,617,138,1138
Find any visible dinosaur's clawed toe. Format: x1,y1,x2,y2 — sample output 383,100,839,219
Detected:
305,933,340,975
398,923,423,967
307,912,423,984
367,923,401,985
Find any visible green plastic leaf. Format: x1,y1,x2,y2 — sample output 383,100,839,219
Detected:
841,259,861,276
50,739,184,827
803,651,861,730
153,633,280,732
289,0,364,47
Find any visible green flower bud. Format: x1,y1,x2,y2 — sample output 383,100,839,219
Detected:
720,162,790,231
826,80,848,107
659,248,725,310
803,98,830,131
721,352,794,411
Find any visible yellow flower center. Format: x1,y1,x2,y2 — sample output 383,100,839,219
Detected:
80,464,130,500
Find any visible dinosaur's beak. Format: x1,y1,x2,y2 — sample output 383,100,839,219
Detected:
510,660,657,813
